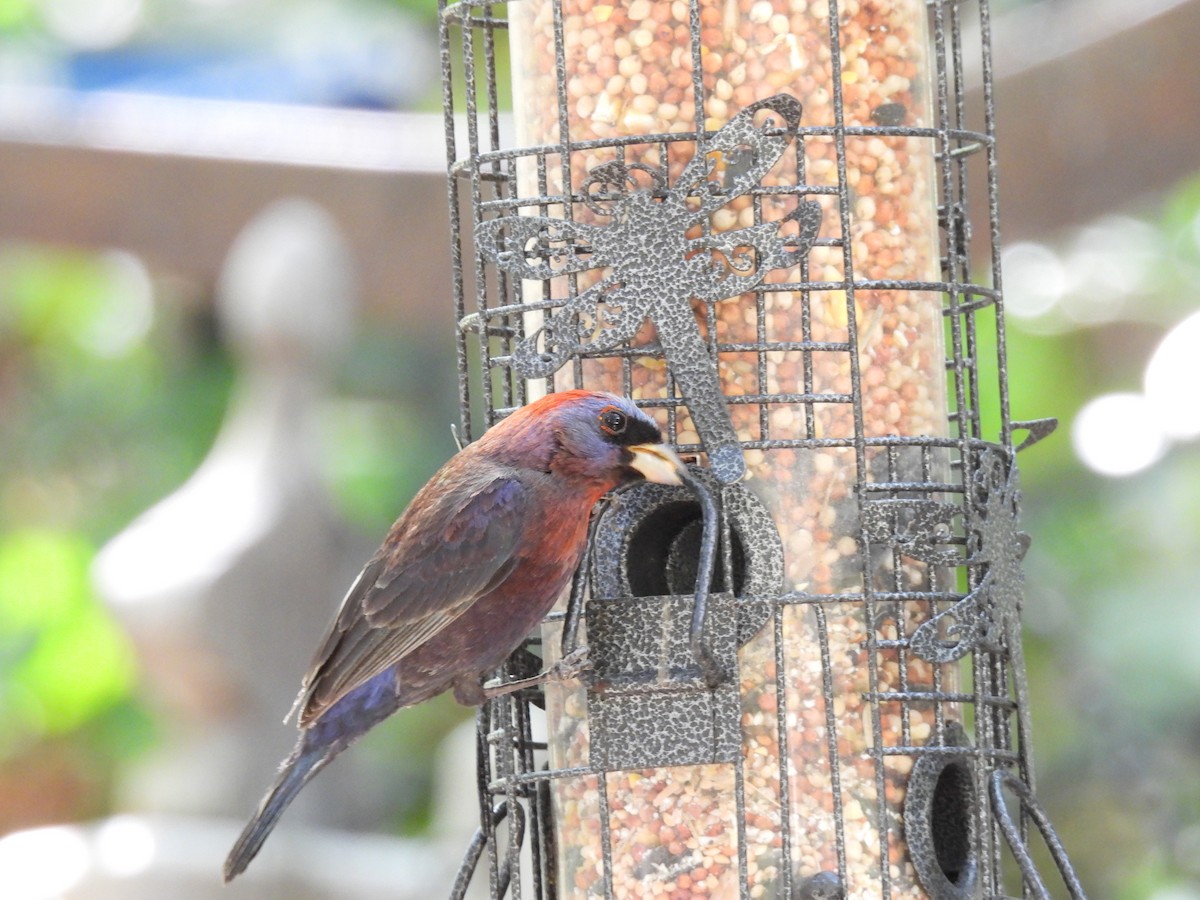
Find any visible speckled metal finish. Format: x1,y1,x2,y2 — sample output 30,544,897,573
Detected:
908,446,1027,664
580,473,783,768
903,721,979,900
475,95,821,484
439,0,1085,896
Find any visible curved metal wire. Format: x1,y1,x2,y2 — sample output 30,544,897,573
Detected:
449,800,526,900
990,769,1088,900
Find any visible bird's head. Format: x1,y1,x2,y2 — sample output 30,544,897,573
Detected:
487,390,686,491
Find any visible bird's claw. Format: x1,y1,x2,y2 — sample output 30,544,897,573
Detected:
693,640,725,689
549,645,592,683
481,646,592,701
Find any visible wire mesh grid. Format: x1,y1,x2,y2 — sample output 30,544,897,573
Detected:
439,0,1082,897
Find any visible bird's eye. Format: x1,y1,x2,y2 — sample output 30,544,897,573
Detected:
598,406,628,436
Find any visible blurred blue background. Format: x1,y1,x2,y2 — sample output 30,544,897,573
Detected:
0,0,1197,898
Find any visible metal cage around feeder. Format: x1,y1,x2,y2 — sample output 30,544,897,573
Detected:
438,0,1085,898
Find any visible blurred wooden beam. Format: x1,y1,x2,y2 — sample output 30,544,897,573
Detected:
0,93,456,331
0,0,1196,323
986,0,1200,240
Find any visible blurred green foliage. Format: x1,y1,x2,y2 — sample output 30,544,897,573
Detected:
0,530,134,743
0,245,234,824
0,238,463,833
996,176,1200,896
0,247,234,537
0,0,33,32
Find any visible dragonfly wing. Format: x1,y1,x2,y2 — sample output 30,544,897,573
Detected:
676,94,803,219
511,279,649,378
775,199,823,268
477,216,605,280
685,198,820,300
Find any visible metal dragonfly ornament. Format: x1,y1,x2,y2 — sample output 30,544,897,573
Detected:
908,446,1029,663
476,93,821,484
860,444,1034,664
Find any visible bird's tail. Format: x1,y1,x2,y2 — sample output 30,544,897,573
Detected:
223,741,332,882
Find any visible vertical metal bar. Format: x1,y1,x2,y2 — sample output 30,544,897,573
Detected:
550,0,582,397
773,601,793,899
503,146,521,405
597,774,615,900
931,6,1001,887
931,0,971,452
515,677,542,899
756,286,769,446
734,750,751,900
440,1,473,445
688,0,707,157
922,442,951,747
481,5,515,413
815,604,849,883
955,0,1012,892
665,349,680,448
482,5,502,165
502,696,522,900
979,0,1013,451
887,445,915,753
537,778,557,900
720,500,751,900
551,0,573,228
479,703,502,899
929,0,971,456
461,16,498,429
950,0,987,447
964,310,984,441
796,126,817,442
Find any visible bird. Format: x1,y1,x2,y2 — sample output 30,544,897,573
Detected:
224,389,685,881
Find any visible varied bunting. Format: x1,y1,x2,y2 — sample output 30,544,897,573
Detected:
224,390,684,881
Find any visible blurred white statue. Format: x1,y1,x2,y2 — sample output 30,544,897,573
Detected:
93,198,380,824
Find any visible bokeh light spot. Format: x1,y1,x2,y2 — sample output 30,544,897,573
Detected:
95,816,156,877
1144,309,1200,441
0,826,90,899
1001,241,1065,319
1071,392,1167,477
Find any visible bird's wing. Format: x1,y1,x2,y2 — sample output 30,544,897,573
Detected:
363,471,527,626
296,470,527,724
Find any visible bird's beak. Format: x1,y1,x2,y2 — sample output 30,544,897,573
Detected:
628,443,686,486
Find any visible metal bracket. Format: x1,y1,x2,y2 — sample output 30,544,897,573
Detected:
582,472,783,769
1012,417,1058,453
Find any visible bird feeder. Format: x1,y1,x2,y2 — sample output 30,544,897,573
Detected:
439,0,1085,897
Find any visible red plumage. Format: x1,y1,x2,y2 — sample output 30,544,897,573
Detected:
225,390,683,881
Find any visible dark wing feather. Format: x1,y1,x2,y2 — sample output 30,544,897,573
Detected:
296,467,528,725
363,472,527,625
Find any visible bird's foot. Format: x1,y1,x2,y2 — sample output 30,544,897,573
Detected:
549,645,591,682
453,676,486,706
549,643,592,686
693,640,726,689
481,646,592,701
